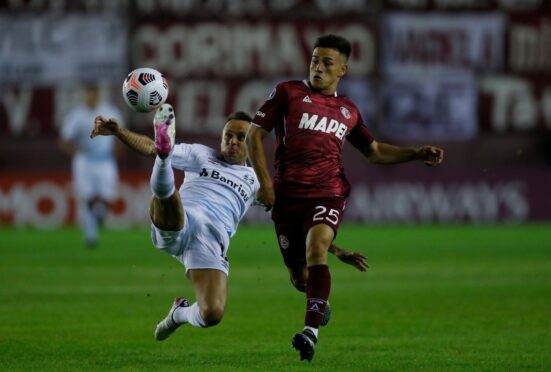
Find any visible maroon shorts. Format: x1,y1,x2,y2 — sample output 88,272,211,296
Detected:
271,195,346,270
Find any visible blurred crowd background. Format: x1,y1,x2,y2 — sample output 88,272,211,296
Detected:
1,0,550,228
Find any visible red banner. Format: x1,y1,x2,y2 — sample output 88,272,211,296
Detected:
2,166,551,227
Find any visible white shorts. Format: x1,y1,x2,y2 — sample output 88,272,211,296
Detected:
150,203,230,276
72,155,118,201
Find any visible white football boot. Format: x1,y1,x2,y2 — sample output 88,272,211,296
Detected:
154,297,189,341
153,103,176,159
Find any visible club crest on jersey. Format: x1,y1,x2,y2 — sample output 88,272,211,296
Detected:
279,234,290,249
340,106,351,119
298,113,348,140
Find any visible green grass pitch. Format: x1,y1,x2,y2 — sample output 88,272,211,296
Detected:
1,224,550,371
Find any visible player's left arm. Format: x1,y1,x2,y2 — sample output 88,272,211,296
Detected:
358,140,444,167
347,114,443,167
329,244,368,272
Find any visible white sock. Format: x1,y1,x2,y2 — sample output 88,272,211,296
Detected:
78,201,98,242
150,156,175,199
304,326,319,339
173,302,207,328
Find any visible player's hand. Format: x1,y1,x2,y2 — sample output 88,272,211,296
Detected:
256,185,275,211
90,116,121,138
335,249,368,272
417,145,444,166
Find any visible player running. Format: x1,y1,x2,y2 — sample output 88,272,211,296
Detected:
91,106,259,338
247,34,444,362
59,85,123,248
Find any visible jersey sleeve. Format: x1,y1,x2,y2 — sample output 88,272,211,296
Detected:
170,143,196,171
252,82,288,132
346,110,375,149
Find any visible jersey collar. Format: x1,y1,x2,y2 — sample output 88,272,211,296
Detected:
303,79,338,97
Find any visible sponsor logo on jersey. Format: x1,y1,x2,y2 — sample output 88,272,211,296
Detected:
243,174,255,185
303,95,312,103
200,168,252,202
298,113,348,139
255,110,266,118
340,106,351,119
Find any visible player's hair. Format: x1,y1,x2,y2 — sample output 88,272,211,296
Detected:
226,111,252,123
314,34,352,60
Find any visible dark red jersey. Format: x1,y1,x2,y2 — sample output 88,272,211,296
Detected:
253,80,374,198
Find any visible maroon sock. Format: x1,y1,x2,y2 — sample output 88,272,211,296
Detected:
305,264,331,328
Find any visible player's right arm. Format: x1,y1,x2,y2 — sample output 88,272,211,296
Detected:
246,125,275,211
91,115,156,157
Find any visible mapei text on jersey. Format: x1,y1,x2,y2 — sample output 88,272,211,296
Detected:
298,113,348,140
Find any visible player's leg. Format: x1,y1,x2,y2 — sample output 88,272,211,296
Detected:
76,197,99,247
288,266,308,292
291,223,333,361
292,198,345,362
92,160,119,226
287,265,331,328
73,156,98,247
88,197,107,225
179,269,227,326
154,270,227,340
149,103,183,230
303,223,334,330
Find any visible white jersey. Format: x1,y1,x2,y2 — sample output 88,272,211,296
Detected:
171,143,259,239
61,102,123,161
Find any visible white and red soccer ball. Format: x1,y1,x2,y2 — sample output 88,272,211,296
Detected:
122,67,168,112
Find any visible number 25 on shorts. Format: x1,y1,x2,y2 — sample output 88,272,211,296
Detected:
312,206,340,225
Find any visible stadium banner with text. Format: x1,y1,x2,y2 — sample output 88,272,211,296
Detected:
0,14,127,85
1,0,376,18
507,15,551,76
381,73,478,140
479,75,551,133
1,168,550,228
131,21,376,79
384,0,551,12
0,77,376,138
130,20,376,135
382,13,505,76
0,20,376,137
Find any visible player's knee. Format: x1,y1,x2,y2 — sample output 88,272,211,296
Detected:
200,304,225,327
290,275,306,292
306,245,328,264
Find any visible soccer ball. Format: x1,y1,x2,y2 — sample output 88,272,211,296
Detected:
122,67,168,112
